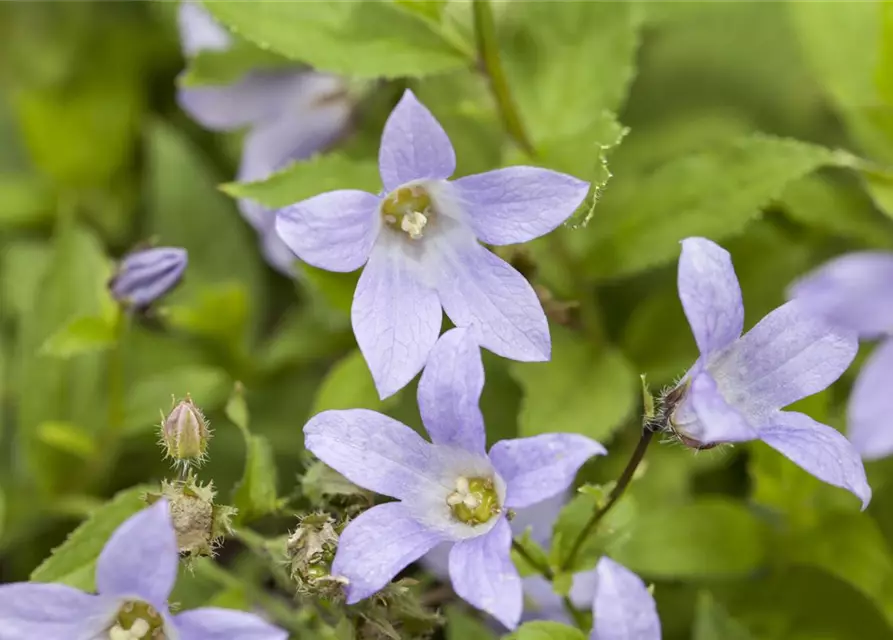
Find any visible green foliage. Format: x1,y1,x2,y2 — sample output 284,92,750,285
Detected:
30,485,150,590
509,621,587,640
40,315,117,359
312,349,396,414
202,1,473,78
693,592,753,640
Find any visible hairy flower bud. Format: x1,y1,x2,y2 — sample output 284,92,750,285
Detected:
287,513,344,599
109,246,188,308
161,396,211,466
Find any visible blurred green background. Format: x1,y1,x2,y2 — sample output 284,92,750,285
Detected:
2,2,893,639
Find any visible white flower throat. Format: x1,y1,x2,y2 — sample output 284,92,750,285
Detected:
381,184,435,240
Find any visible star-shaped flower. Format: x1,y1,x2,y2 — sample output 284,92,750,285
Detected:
789,252,893,460
0,500,287,640
109,247,188,309
668,237,870,507
176,1,351,275
304,328,605,628
276,90,590,398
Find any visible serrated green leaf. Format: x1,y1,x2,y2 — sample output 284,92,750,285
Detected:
312,349,396,414
501,1,641,145
180,40,291,88
693,591,754,640
611,498,766,579
508,621,587,640
30,485,150,590
511,327,637,441
583,135,856,278
39,315,117,359
222,153,380,209
224,384,250,435
230,389,280,523
202,1,472,79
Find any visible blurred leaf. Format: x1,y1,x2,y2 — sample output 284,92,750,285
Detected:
693,591,753,640
509,621,586,640
229,386,280,523
312,349,396,414
165,282,249,348
35,421,96,460
123,365,229,435
0,239,51,321
145,119,263,330
39,315,117,359
611,498,766,579
501,1,641,144
0,173,53,228
296,264,359,317
511,327,637,440
222,153,380,209
180,39,291,87
583,135,858,279
30,485,149,590
395,0,447,24
202,1,472,78
445,606,496,640
257,306,353,374
714,566,893,639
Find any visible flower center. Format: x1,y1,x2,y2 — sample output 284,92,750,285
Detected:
446,476,500,525
108,601,166,639
380,185,434,240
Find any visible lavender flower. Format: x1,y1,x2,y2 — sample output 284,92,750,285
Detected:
789,252,893,460
668,237,870,507
0,500,286,640
109,247,187,308
176,1,352,275
276,90,590,398
583,557,661,640
304,328,605,628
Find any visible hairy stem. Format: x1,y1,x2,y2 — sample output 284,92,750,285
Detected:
472,0,536,156
511,539,554,581
561,427,655,572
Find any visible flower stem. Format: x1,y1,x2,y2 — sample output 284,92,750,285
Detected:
472,0,536,156
511,539,554,580
563,596,588,630
561,426,655,572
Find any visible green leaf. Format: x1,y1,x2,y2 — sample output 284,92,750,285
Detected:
445,606,496,640
165,282,250,348
582,134,858,278
221,153,380,209
511,326,637,440
202,1,472,79
229,386,280,523
508,621,587,640
611,498,767,579
510,526,551,578
0,239,51,322
0,173,53,228
40,315,117,359
312,349,397,414
693,591,754,640
35,421,96,459
30,485,150,590
501,1,641,144
180,40,291,87
296,264,360,318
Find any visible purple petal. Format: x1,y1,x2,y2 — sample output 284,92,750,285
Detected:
0,583,116,640
378,89,456,192
174,608,287,640
236,73,350,183
489,435,606,508
177,73,299,132
590,557,661,640
450,167,589,245
332,502,446,603
275,190,380,273
239,199,297,276
178,1,231,57
759,411,871,509
449,518,522,630
788,251,893,339
352,236,442,398
680,372,758,445
678,237,744,356
110,247,188,308
849,338,893,460
304,409,448,501
96,499,178,607
709,300,858,422
418,328,486,454
433,226,550,362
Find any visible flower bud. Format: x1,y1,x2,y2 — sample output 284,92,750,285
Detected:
147,479,236,560
109,246,188,308
287,513,344,599
161,396,211,466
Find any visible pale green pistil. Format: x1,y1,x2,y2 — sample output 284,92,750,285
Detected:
447,476,500,525
108,601,166,639
380,185,434,240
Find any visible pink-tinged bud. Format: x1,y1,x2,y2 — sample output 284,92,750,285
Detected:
161,396,210,465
